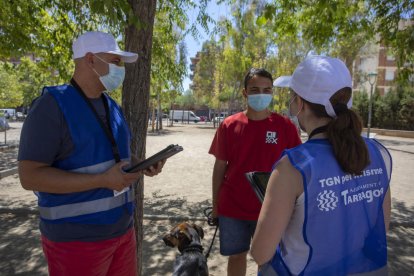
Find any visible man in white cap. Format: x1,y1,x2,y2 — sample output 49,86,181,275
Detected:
18,31,164,276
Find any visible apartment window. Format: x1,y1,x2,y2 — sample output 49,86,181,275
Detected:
386,54,395,61
385,69,394,81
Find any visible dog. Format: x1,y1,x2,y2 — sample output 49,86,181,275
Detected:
163,222,209,276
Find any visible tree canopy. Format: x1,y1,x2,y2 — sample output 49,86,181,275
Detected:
190,0,413,118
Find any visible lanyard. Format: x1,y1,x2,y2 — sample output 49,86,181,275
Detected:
70,78,121,163
308,125,329,140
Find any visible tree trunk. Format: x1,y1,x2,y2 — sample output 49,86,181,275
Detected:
123,1,156,275
158,90,162,130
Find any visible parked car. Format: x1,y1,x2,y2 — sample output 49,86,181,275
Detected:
16,112,25,121
0,117,10,131
169,110,201,123
213,115,226,123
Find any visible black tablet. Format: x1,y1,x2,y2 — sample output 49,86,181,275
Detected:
123,144,183,173
245,171,271,203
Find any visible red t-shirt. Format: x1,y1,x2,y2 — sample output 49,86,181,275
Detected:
209,112,302,220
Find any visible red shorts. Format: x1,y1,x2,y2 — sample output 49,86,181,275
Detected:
41,228,137,276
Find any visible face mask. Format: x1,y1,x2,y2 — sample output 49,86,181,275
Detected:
93,55,125,91
288,95,305,131
247,94,272,112
288,95,297,117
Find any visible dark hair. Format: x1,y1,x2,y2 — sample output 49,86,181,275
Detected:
244,68,273,89
303,87,370,174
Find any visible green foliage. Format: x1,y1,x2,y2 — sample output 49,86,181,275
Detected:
176,90,196,108
352,90,369,124
262,0,413,81
192,1,277,112
375,86,414,130
0,62,23,108
352,86,414,130
399,88,414,129
0,0,79,80
192,40,220,106
370,0,414,84
191,1,311,114
374,88,403,129
16,57,65,106
0,0,210,111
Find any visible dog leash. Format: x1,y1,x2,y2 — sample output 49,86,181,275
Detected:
203,207,219,259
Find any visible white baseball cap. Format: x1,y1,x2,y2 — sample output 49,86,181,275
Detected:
274,56,352,117
72,31,138,63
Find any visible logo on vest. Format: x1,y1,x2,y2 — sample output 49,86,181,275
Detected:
266,131,278,144
317,190,339,211
341,187,384,206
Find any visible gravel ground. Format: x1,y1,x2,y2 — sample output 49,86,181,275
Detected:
1,121,413,275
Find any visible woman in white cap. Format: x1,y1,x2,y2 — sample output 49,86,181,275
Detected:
250,56,392,276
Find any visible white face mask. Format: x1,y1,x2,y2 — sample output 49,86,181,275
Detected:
288,94,305,131
93,55,125,92
288,95,304,117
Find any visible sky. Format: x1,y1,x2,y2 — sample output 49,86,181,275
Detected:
182,1,229,91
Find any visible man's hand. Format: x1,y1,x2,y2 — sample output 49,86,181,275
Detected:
144,159,166,177
212,204,218,219
102,162,142,191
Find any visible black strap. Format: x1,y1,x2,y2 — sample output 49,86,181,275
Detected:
205,225,218,259
308,125,329,140
70,78,121,163
203,207,218,259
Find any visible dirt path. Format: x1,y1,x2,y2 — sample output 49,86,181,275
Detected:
1,122,413,275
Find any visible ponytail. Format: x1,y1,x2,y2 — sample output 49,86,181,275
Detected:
326,108,370,175
305,88,370,174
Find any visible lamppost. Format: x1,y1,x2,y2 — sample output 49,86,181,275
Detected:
367,72,378,138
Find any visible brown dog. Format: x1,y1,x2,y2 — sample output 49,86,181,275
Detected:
163,222,209,276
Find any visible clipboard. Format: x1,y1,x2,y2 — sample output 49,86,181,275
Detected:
123,144,183,173
245,171,271,203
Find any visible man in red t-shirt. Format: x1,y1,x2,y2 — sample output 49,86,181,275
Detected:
209,68,302,275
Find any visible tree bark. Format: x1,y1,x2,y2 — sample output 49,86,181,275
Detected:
123,1,156,275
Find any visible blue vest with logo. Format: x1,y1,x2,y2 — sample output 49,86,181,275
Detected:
36,84,134,225
264,138,391,276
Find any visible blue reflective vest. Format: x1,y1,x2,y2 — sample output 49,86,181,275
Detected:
263,138,391,276
36,84,134,225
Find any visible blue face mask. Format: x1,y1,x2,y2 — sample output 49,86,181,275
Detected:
247,94,273,112
93,55,125,92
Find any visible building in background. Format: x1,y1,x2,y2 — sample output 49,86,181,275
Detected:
353,20,413,95
189,52,201,90
353,43,397,95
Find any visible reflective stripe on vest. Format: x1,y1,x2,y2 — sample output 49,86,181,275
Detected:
69,158,129,174
36,158,132,220
38,189,134,220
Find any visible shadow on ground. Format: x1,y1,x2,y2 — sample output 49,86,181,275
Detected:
0,213,47,276
0,147,18,171
144,189,212,218
388,199,414,275
0,196,412,275
147,129,178,136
